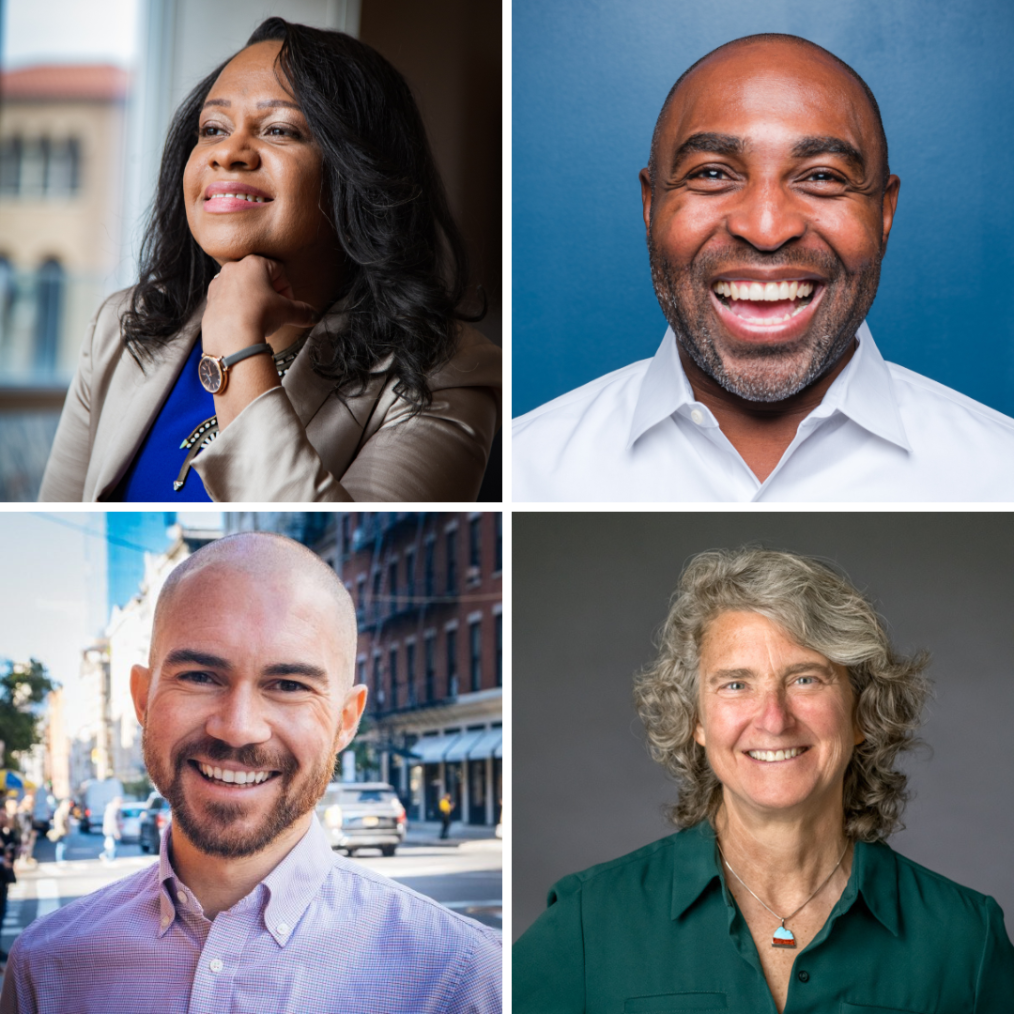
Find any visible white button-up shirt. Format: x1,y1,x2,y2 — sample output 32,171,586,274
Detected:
513,323,1014,502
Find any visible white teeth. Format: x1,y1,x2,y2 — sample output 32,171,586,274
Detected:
713,280,815,302
748,747,805,762
208,192,267,202
198,763,271,785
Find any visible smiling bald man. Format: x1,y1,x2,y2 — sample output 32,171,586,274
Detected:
513,33,1014,502
1,533,501,1014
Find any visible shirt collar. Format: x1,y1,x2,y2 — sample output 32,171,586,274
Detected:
155,815,335,946
668,821,901,939
627,322,912,454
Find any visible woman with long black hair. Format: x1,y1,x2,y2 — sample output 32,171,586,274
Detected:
39,17,500,502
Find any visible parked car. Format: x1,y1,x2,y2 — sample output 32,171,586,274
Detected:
139,794,171,854
315,782,406,857
116,802,146,843
79,778,124,834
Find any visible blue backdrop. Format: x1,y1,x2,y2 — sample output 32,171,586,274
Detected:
512,1,1014,419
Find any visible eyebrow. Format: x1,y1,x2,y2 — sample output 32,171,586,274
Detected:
791,135,865,175
705,661,837,686
670,132,744,174
201,98,302,111
670,132,866,178
162,650,329,685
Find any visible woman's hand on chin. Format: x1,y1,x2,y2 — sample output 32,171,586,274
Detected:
202,254,319,357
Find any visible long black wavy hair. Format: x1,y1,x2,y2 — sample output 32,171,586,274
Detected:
121,17,481,409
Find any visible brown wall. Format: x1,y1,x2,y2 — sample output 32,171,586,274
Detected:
359,0,501,341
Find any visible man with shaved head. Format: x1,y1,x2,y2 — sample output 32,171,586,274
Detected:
513,33,1014,502
1,533,501,1014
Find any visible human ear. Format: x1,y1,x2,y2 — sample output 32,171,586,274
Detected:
639,167,654,239
130,665,152,726
880,174,900,251
335,684,368,753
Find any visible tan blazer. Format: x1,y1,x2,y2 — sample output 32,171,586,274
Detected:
38,288,501,502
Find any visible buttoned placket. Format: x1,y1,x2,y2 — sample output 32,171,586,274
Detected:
185,889,261,1013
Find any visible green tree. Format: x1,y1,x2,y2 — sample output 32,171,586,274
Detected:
0,659,57,769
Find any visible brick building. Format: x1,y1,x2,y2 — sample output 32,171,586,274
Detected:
223,511,504,828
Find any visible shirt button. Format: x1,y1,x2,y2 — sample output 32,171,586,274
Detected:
797,970,810,983
209,958,223,974
690,409,704,425
277,922,290,936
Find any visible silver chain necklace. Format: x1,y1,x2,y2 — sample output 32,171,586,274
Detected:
716,839,849,949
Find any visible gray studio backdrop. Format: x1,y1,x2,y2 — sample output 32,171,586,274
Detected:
513,512,1014,942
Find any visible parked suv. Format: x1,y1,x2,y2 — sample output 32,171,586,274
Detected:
139,793,171,854
315,782,406,857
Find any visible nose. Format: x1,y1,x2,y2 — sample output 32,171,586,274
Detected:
755,686,793,736
724,180,806,251
204,684,271,748
205,127,261,172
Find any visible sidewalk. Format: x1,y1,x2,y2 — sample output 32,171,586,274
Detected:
405,821,501,847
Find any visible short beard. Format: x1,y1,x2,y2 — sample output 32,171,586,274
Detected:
143,729,338,859
648,235,881,403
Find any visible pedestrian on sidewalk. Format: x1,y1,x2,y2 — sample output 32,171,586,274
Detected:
0,812,17,963
438,793,453,839
101,797,121,862
47,798,73,863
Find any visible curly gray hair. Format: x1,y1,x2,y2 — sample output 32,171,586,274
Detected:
633,547,931,842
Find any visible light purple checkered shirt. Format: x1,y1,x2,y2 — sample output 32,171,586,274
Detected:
0,816,501,1013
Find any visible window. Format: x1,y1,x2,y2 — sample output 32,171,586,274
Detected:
406,642,416,705
424,635,435,702
424,538,435,598
0,137,21,195
446,628,458,697
469,620,482,692
357,658,366,687
469,516,481,569
356,575,366,622
341,514,351,555
388,560,398,615
35,259,64,373
372,570,381,621
373,654,383,707
0,136,80,197
495,513,502,573
405,547,416,602
446,529,457,593
495,613,502,687
389,647,399,709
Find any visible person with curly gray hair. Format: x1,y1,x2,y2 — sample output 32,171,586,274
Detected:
514,547,1014,1013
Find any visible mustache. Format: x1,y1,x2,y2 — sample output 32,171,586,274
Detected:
652,238,844,283
173,735,299,776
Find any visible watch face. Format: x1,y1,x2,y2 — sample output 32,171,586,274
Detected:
198,355,224,393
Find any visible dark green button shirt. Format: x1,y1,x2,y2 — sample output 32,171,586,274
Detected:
513,822,1014,1013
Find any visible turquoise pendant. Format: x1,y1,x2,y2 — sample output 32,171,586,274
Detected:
772,923,796,948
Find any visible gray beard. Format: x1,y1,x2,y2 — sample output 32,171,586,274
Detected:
648,239,881,403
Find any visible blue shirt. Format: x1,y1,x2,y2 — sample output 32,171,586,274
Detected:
115,341,214,502
2,816,501,1013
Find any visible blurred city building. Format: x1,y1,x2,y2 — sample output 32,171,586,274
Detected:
226,511,504,826
0,64,129,381
69,639,111,792
0,64,129,500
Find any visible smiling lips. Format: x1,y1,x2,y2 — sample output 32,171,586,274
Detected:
203,182,273,213
710,277,824,339
193,760,277,787
746,746,809,763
